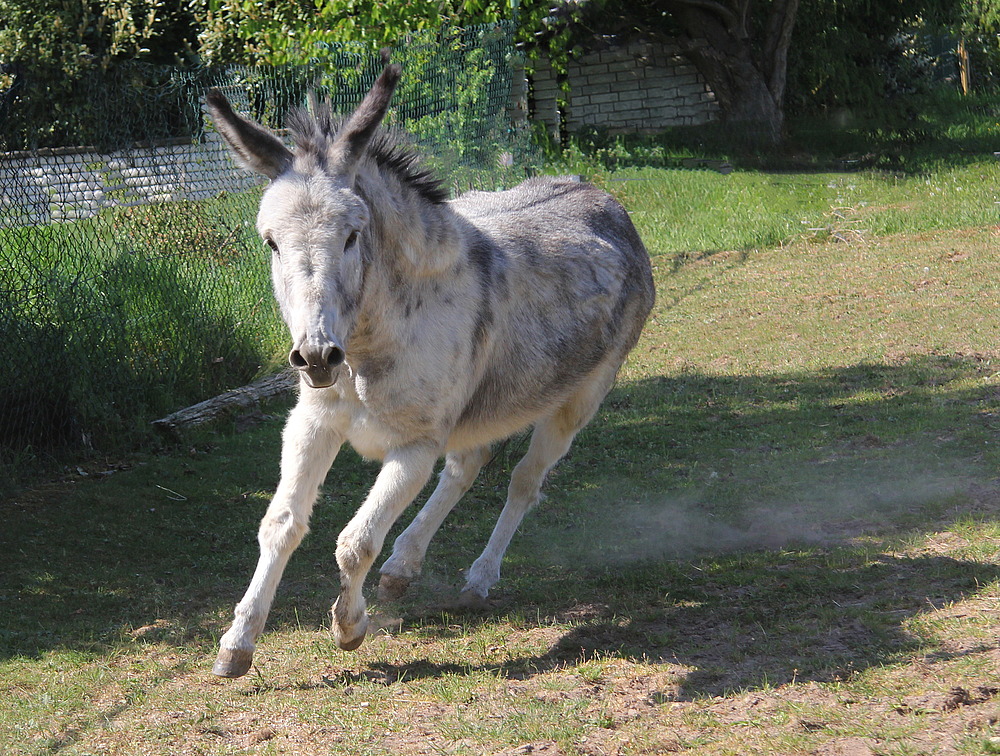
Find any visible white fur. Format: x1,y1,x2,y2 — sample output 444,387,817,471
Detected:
206,70,654,675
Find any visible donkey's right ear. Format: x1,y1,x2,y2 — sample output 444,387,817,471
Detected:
206,88,292,180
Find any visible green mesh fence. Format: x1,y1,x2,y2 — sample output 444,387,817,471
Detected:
0,22,532,482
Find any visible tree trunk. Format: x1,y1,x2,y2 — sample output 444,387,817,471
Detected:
667,0,799,147
685,31,784,146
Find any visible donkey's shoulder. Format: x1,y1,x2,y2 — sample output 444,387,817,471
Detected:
451,176,611,221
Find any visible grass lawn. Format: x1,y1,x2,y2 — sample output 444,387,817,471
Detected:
3,162,1000,754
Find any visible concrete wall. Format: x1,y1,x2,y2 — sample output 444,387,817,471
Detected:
531,38,719,135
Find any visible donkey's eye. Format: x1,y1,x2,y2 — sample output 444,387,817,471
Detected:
344,231,359,250
264,237,279,255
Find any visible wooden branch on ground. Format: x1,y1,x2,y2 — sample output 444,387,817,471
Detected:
682,157,733,174
152,371,297,439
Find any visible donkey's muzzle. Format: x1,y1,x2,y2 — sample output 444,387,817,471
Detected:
289,343,345,388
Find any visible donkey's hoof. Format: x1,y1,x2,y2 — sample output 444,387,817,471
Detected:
212,647,254,678
333,614,369,651
457,588,491,610
377,574,411,602
337,632,367,651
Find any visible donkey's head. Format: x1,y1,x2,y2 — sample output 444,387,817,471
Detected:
206,63,401,388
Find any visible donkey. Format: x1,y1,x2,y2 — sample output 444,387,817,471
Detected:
205,60,654,678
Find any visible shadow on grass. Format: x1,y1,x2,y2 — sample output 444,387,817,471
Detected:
343,549,1000,701
1,352,999,701
572,88,1000,174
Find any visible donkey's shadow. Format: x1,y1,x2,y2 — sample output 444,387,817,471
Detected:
354,549,1000,701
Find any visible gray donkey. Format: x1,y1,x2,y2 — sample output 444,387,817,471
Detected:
206,60,654,678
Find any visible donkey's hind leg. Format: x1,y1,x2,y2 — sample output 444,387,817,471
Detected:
461,365,618,602
378,445,492,601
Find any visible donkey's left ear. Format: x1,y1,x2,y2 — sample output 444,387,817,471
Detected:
206,88,293,180
330,62,402,173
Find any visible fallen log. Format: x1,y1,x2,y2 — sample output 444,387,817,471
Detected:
152,371,296,439
681,157,733,175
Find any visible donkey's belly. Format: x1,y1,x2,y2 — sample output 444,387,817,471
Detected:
446,413,535,453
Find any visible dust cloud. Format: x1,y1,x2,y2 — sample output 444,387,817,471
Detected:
535,464,979,565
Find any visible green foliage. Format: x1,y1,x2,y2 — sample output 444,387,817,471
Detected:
943,0,1000,90
785,86,1000,171
213,23,529,185
0,0,197,71
0,0,201,148
389,26,524,183
195,0,510,65
0,62,212,151
0,192,285,470
786,0,962,112
960,0,1000,33
521,0,977,122
542,83,1000,175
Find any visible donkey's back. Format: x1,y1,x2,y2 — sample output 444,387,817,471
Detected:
445,175,654,448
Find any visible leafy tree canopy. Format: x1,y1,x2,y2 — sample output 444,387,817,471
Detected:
5,0,999,149
195,0,511,65
0,0,198,72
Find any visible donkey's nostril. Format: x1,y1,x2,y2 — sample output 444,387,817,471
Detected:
289,345,344,371
326,346,345,367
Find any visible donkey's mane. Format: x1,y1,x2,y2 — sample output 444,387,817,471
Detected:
286,106,449,205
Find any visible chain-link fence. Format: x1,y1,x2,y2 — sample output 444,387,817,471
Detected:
0,22,532,484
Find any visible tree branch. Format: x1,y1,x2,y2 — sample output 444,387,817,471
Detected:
666,0,744,36
152,371,296,439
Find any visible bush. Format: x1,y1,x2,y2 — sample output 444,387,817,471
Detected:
0,193,286,471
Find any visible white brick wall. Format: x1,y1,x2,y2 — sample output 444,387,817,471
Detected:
0,131,260,227
531,38,719,135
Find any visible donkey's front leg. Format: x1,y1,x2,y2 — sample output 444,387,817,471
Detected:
332,444,437,650
213,400,344,678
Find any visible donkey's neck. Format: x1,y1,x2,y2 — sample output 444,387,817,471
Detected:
355,162,464,278
345,162,467,365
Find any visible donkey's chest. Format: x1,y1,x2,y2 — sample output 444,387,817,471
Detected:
342,409,403,461
334,373,449,460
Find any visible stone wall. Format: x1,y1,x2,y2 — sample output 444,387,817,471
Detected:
0,133,259,227
530,38,719,135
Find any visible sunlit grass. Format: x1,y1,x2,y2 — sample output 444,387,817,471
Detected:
604,161,1000,260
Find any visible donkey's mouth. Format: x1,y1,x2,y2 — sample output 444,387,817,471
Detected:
300,365,343,389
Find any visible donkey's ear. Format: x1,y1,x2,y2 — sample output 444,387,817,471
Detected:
330,62,402,173
206,88,292,180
